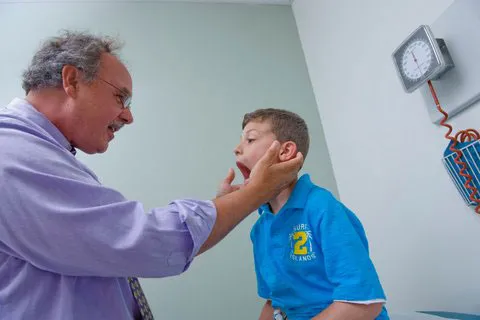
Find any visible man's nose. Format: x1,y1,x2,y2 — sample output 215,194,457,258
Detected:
120,108,134,125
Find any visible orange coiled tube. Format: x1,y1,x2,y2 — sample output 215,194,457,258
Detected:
427,80,480,214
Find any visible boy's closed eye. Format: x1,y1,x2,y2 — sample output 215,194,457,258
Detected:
247,138,256,144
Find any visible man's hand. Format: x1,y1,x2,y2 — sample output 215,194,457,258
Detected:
216,140,302,199
198,140,303,255
216,168,242,198
248,140,303,200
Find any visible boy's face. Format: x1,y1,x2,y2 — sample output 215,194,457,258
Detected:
234,120,297,181
234,120,277,181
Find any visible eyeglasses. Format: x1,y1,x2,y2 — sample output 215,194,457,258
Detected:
98,78,132,110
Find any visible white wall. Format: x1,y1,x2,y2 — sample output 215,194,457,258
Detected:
0,2,337,319
293,0,480,314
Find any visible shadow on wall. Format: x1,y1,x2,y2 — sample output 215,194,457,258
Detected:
418,311,480,319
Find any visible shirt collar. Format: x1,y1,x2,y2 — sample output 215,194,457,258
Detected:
258,173,314,215
6,98,76,156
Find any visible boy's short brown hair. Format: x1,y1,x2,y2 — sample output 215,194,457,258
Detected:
242,108,309,159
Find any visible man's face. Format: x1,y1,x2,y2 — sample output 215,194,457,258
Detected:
234,120,278,181
68,53,133,154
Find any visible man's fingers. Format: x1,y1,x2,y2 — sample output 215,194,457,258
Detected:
252,140,280,172
264,140,281,165
272,152,304,173
224,168,235,184
230,184,241,192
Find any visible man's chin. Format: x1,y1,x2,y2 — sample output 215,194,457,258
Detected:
97,142,109,154
77,142,109,154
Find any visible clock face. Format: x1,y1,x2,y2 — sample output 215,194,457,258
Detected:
401,40,433,80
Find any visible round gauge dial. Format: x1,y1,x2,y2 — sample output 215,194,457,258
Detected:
392,25,453,93
401,40,433,80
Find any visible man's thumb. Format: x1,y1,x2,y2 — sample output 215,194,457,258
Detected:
257,140,280,167
224,168,235,184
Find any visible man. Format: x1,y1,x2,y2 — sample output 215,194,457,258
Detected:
0,31,303,319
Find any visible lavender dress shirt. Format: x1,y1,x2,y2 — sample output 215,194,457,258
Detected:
0,98,217,319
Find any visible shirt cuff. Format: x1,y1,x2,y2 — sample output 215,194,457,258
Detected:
176,199,217,264
334,299,386,305
332,283,386,302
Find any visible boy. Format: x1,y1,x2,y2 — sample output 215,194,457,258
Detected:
230,108,389,320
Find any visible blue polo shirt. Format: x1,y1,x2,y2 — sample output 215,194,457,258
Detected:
250,174,389,320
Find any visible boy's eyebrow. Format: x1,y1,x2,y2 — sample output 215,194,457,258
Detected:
242,129,263,138
244,129,271,136
241,129,272,140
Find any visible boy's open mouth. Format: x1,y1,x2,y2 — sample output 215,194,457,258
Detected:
236,161,251,180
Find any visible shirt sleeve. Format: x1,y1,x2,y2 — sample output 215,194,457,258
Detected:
0,132,217,278
317,198,386,303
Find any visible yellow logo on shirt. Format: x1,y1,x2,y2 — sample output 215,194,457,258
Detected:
289,224,316,262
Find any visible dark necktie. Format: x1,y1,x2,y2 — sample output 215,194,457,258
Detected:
128,277,154,320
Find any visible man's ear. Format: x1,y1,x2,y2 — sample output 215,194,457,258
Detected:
62,65,80,98
279,141,298,161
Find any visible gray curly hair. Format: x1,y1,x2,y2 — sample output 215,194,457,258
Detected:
22,30,123,94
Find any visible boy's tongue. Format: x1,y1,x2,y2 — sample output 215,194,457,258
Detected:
236,162,251,181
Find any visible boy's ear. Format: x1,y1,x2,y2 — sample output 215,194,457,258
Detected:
279,141,298,162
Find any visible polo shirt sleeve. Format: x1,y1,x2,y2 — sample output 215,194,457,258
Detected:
317,198,386,303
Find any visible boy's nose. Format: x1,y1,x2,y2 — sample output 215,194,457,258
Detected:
234,144,242,156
